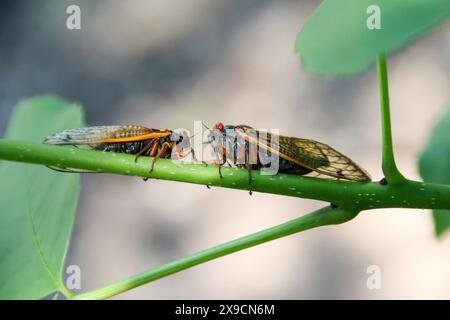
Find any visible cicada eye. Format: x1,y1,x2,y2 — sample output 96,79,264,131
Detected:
214,122,224,132
170,132,181,141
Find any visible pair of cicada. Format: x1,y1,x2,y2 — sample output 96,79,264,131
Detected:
43,123,371,182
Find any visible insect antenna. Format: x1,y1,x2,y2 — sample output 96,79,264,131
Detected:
201,122,210,130
187,128,204,144
187,122,213,144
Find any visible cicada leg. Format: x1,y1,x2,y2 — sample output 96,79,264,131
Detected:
218,164,223,179
134,139,157,163
245,149,253,184
150,141,172,172
173,146,197,162
140,140,162,181
210,145,227,178
244,140,253,195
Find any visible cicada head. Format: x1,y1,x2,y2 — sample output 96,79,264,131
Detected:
207,122,251,149
169,131,181,142
170,129,192,155
207,122,225,147
214,122,225,132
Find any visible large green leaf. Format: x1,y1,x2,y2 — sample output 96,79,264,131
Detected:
0,96,85,299
296,0,450,75
419,105,450,237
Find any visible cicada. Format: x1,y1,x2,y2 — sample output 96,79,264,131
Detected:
43,125,194,173
207,122,371,183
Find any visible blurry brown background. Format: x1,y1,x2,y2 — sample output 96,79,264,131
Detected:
1,0,450,299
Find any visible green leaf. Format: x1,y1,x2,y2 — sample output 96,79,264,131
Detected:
0,95,85,299
419,104,450,237
296,0,450,75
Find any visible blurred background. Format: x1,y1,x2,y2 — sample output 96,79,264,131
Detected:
1,0,450,299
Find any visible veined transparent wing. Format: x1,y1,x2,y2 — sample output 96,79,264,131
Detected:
238,128,371,182
43,125,160,146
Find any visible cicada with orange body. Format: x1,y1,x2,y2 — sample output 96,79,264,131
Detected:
43,125,194,173
207,122,371,183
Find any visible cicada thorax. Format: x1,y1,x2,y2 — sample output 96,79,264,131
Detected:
210,122,371,183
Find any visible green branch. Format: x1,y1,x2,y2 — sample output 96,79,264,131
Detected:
1,139,450,211
377,55,407,185
72,206,357,299
2,137,450,299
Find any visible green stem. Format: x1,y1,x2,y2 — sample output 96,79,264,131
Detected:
59,285,74,299
1,139,450,211
2,137,450,300
72,206,357,299
377,55,407,185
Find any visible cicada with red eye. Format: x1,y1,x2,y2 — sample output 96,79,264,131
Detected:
43,125,195,173
207,122,371,183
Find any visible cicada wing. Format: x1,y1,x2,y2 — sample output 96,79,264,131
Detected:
240,129,370,182
43,125,160,173
46,165,100,173
43,125,156,147
289,138,371,182
44,143,105,173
